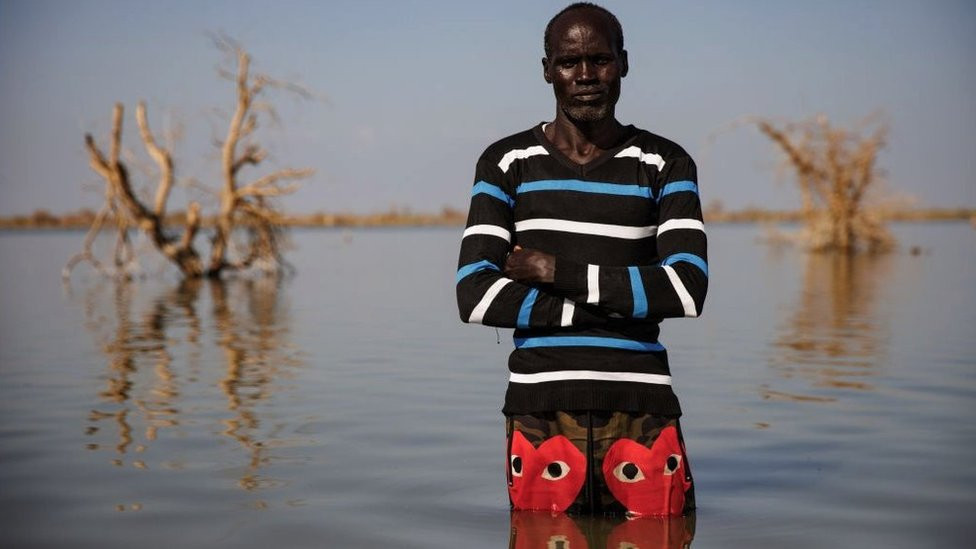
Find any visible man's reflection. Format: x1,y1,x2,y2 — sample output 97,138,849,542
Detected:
510,510,694,549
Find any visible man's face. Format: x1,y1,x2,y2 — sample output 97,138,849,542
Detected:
544,11,627,123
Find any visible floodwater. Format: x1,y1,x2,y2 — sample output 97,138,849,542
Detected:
0,223,973,548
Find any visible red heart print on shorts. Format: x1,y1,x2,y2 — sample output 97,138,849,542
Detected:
509,431,586,512
602,425,690,516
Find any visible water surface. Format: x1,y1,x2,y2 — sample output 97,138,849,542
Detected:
1,223,973,547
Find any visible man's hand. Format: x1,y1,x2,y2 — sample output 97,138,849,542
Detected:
504,246,556,284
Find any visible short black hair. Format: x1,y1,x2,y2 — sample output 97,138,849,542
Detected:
544,2,624,58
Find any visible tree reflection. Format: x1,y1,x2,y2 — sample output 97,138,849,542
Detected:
767,252,895,402
77,276,301,496
210,278,302,491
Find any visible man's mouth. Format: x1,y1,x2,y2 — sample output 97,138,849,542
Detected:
572,90,604,102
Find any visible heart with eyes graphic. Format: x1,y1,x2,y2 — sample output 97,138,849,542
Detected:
602,425,690,517
509,431,586,512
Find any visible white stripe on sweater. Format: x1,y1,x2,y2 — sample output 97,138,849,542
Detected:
560,299,575,327
509,370,672,384
468,278,513,324
663,265,697,317
462,224,512,243
515,218,656,240
657,218,705,236
498,145,548,173
586,264,600,304
615,146,666,170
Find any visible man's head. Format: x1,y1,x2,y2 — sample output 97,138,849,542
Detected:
544,2,624,59
542,3,628,123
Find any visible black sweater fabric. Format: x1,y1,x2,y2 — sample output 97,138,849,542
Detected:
456,124,708,416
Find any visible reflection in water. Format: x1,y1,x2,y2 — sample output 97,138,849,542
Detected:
767,252,895,402
75,277,302,505
509,511,694,549
210,278,302,491
81,280,180,464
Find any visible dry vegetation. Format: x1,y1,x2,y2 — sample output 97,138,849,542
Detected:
6,109,973,237
1,206,469,230
5,203,973,231
755,114,895,253
62,40,312,281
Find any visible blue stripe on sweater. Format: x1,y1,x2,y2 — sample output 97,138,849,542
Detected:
472,181,514,207
516,288,539,329
456,260,499,283
658,180,698,202
662,253,708,277
628,266,648,318
514,336,665,352
516,179,652,198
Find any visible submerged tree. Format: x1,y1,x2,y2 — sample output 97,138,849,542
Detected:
756,114,894,253
64,41,313,280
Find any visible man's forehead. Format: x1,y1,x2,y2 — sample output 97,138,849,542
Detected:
549,10,618,53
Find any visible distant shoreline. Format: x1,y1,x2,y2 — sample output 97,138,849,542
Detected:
1,206,974,230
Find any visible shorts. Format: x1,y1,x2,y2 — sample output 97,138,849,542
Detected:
506,411,695,516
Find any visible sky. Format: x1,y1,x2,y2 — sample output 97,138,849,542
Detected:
0,0,974,217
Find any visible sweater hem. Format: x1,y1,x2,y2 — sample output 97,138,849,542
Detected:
501,381,682,417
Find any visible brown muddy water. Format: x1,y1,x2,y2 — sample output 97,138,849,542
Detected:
0,224,973,548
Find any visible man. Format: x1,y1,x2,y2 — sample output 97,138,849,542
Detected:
456,2,706,516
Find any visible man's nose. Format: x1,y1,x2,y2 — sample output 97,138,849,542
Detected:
576,60,596,82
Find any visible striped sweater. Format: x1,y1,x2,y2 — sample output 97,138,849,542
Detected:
456,123,707,416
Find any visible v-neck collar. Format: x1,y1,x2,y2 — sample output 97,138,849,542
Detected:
532,122,639,177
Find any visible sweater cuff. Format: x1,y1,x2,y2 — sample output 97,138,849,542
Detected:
553,257,587,298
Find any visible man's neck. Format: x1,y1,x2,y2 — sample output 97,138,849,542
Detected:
545,112,628,165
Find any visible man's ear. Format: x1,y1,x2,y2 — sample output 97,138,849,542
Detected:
620,49,629,78
542,57,552,83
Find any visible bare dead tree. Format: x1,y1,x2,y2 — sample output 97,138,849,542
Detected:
65,44,313,281
209,43,313,276
755,114,894,253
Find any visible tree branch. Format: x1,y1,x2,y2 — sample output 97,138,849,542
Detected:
110,103,123,168
136,101,175,216
231,144,266,175
236,168,312,198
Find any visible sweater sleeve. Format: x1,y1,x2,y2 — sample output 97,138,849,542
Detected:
551,155,708,319
456,154,607,328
